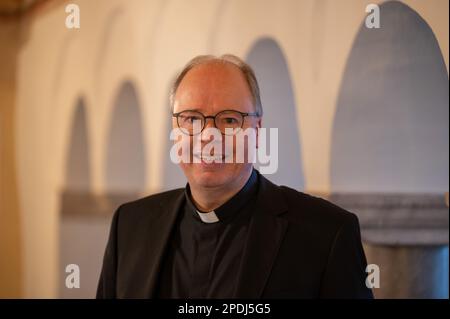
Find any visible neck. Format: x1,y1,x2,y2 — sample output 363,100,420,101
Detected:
189,167,253,212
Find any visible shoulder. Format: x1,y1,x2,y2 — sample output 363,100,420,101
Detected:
277,184,359,231
120,188,184,210
113,188,184,223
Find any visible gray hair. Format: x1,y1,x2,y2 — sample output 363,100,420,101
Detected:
169,54,263,116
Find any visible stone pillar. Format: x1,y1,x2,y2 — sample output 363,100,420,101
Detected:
330,193,449,299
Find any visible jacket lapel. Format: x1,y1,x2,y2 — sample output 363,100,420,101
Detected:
233,173,289,298
144,189,185,298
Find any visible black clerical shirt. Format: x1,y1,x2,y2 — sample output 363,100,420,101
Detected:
156,169,259,298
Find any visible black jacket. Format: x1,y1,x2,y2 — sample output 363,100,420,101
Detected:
97,171,373,299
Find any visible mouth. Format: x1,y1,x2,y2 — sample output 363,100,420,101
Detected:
193,153,227,163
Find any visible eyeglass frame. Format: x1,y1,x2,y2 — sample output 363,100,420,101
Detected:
172,109,260,135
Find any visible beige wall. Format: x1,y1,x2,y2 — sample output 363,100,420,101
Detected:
5,0,448,297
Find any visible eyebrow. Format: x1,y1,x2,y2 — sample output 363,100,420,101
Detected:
181,107,202,112
174,107,212,114
175,107,240,112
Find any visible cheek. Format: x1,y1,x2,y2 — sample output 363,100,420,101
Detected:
172,133,194,164
231,135,254,163
179,162,189,172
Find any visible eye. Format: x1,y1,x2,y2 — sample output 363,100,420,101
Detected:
187,116,201,123
181,115,202,123
223,117,238,124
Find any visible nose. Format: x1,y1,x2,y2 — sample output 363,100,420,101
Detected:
203,117,215,129
200,117,217,142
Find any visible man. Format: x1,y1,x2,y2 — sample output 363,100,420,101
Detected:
96,54,373,299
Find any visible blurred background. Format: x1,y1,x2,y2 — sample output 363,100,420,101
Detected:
0,0,448,299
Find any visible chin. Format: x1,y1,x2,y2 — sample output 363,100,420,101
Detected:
192,170,231,188
181,163,250,189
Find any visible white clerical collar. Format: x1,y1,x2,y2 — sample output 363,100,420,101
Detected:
196,210,220,223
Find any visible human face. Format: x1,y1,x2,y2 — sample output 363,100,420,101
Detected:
172,62,261,191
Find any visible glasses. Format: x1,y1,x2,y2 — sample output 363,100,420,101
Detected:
172,109,259,136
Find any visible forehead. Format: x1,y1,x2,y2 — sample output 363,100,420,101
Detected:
174,62,253,112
